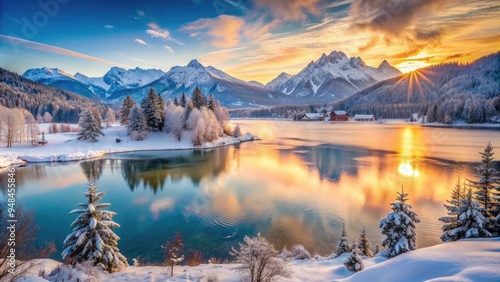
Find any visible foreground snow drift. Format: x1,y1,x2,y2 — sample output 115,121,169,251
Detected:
0,125,259,168
18,238,500,282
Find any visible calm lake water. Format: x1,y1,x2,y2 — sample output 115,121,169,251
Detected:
1,120,499,263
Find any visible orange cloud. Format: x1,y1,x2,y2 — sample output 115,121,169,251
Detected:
182,15,245,48
254,0,322,22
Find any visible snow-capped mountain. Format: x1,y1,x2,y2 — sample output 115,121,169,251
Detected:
102,67,165,93
265,72,293,92
22,51,402,107
108,59,291,107
23,67,75,84
265,51,401,101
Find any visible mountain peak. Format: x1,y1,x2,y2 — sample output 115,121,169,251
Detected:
187,59,204,69
378,60,391,69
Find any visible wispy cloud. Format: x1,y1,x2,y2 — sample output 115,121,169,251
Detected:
134,38,148,45
104,25,114,30
181,15,245,48
146,23,184,46
164,45,174,54
0,34,128,67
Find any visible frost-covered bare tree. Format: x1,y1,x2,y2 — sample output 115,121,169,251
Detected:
230,234,292,282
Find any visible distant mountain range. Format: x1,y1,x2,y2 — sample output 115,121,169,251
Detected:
22,51,401,108
0,68,105,123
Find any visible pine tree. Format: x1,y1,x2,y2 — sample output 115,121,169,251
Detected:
208,94,216,112
183,100,194,130
335,223,350,257
157,93,166,132
173,97,179,106
127,106,147,141
120,95,136,125
233,124,242,138
191,87,205,110
77,109,104,142
357,227,373,257
180,93,187,108
470,142,500,217
344,248,364,272
61,179,127,273
440,188,492,240
162,232,184,276
141,88,161,132
91,108,102,129
379,187,420,258
439,178,466,242
374,244,380,255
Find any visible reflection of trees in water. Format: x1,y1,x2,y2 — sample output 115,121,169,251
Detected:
290,144,387,182
0,165,46,194
80,159,105,180
119,148,231,193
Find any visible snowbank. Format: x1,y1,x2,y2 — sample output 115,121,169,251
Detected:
17,238,500,282
0,125,260,168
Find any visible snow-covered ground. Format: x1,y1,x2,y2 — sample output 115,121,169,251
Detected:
18,237,500,282
0,124,259,168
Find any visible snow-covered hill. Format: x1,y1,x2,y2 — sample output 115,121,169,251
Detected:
18,238,500,281
266,51,401,101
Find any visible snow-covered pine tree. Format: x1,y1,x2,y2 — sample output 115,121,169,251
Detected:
191,87,205,110
91,108,103,129
439,177,466,242
335,223,350,257
344,248,364,272
441,188,492,240
357,227,373,257
104,108,115,128
120,95,136,125
180,93,187,108
127,106,147,141
374,244,380,255
183,100,194,130
470,142,500,217
77,109,104,143
162,232,184,276
379,187,420,258
61,179,127,273
208,94,215,112
173,97,179,106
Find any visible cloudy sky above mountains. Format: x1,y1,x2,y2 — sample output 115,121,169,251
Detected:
1,0,499,83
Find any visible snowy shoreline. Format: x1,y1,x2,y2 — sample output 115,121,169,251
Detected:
0,125,260,169
19,237,500,282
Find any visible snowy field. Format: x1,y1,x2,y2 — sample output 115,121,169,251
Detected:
18,237,500,282
0,124,258,168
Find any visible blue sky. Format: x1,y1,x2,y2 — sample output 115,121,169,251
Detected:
1,0,499,83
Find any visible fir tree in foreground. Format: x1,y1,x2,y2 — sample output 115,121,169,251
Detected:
470,142,500,217
441,188,491,240
439,178,466,242
62,179,127,273
357,227,373,257
162,232,184,276
141,88,164,132
344,247,364,272
379,187,420,258
335,223,350,257
119,95,136,125
77,109,104,142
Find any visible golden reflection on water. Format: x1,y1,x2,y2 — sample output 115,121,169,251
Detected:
194,123,479,254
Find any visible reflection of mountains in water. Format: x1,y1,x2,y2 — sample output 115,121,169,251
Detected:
114,148,233,192
288,144,390,182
